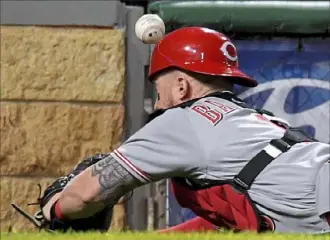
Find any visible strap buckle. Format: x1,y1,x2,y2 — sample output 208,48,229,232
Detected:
232,177,249,193
270,139,291,153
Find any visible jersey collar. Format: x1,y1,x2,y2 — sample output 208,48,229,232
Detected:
146,91,248,124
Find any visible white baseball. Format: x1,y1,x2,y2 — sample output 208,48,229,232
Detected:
135,14,165,44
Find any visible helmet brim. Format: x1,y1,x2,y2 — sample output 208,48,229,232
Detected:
148,62,258,87
219,68,258,87
177,62,258,87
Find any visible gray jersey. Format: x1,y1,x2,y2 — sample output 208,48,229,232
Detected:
111,93,330,233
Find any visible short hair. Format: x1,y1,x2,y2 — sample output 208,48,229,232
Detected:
183,70,233,90
150,67,233,91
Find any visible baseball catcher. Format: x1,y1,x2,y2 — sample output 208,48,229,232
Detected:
24,27,330,234
12,154,113,232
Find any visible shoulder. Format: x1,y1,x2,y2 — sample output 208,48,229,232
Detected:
133,107,192,138
147,107,189,125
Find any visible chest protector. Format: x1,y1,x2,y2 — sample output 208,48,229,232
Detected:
147,91,318,233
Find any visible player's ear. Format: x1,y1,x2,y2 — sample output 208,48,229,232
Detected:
177,75,189,101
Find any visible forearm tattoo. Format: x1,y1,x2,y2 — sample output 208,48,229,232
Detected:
91,155,142,206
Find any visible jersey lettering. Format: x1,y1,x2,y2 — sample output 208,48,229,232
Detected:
204,100,236,114
191,104,222,125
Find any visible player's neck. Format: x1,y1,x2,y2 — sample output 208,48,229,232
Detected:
194,87,230,99
175,85,232,106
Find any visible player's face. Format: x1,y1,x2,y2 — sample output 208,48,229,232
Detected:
153,71,189,110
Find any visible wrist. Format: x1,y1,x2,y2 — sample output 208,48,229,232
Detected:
42,192,61,221
50,200,68,221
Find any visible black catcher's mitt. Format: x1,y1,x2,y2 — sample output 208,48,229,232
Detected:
11,153,113,233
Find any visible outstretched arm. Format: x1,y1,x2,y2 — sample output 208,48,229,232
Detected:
52,155,143,220
50,108,201,221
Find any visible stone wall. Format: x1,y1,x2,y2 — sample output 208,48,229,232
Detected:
0,26,126,231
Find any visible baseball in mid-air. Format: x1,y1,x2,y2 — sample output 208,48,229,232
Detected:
135,14,165,44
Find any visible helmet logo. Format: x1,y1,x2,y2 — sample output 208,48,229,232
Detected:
220,41,238,62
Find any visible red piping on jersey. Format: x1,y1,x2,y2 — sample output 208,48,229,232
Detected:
113,149,152,182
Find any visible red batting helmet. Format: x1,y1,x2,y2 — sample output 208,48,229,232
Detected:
148,27,258,87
